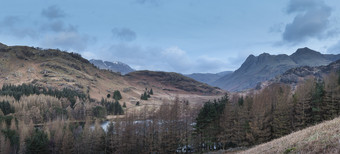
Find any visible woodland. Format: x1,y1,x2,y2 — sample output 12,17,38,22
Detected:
0,71,339,153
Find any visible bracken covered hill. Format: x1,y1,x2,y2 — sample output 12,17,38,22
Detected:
126,70,222,95
0,43,223,105
241,116,340,154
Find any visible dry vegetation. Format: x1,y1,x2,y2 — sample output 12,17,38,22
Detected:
241,116,340,154
0,43,226,153
0,44,223,113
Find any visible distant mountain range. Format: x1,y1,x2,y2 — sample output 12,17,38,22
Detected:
185,71,233,86
90,48,340,92
212,47,340,91
90,59,134,75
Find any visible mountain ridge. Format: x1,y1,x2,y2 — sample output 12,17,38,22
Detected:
0,43,223,104
213,47,340,91
184,71,232,85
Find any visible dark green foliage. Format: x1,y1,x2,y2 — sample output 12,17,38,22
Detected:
1,129,20,149
113,90,122,100
0,115,14,127
0,84,40,100
238,97,244,106
106,100,124,115
46,87,86,108
92,106,107,118
141,91,148,100
0,84,86,108
136,101,140,106
101,99,124,115
338,71,340,85
194,94,228,145
107,94,111,98
123,102,126,108
310,82,325,123
141,88,153,100
25,129,49,154
0,100,15,115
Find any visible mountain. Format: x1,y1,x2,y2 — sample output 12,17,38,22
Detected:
0,43,223,103
185,71,232,85
90,59,134,75
213,47,340,91
126,71,223,95
263,59,340,87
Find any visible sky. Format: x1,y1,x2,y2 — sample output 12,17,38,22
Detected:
0,0,340,74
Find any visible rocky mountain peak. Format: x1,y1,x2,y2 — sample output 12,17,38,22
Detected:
90,59,134,75
213,47,340,91
291,47,322,57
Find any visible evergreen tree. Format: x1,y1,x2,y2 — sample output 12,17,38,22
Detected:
113,90,122,100
0,101,15,115
141,92,148,100
310,81,325,123
149,88,153,95
25,129,49,154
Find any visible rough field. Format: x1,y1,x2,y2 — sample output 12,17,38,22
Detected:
0,43,224,115
241,117,340,154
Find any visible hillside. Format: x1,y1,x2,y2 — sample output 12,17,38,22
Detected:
185,71,232,85
267,59,340,86
90,59,134,75
242,116,340,154
0,43,223,106
125,71,223,95
213,47,340,91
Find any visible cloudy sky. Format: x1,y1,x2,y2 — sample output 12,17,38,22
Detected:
1,0,340,73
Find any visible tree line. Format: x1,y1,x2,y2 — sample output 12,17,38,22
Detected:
0,97,195,153
1,72,339,153
194,71,340,151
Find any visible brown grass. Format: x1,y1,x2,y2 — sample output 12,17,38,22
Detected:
240,117,340,154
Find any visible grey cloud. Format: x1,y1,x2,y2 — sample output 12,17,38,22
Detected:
112,28,137,42
0,16,38,39
41,31,94,51
282,0,332,43
328,41,340,54
0,16,20,27
286,0,321,13
40,20,76,32
41,5,66,19
97,44,227,73
195,57,229,73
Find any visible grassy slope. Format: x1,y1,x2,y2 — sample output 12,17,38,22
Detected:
0,44,224,112
241,117,340,154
